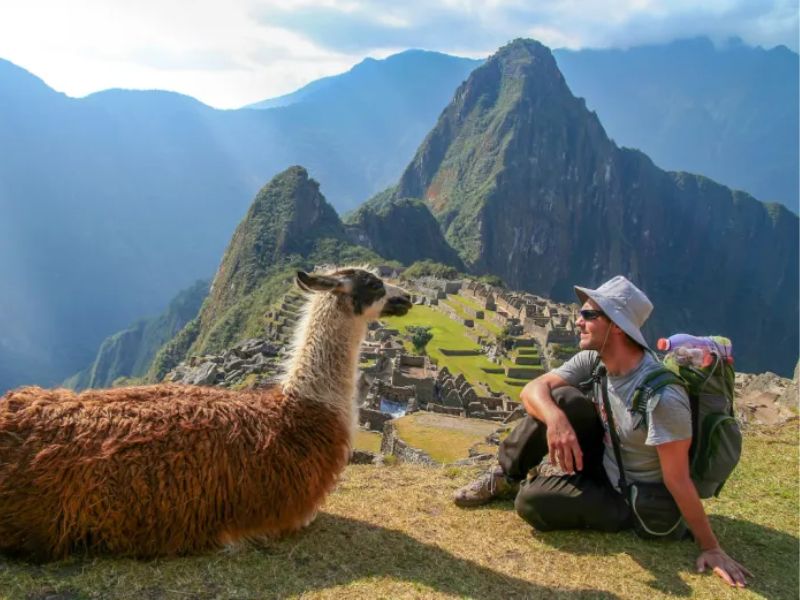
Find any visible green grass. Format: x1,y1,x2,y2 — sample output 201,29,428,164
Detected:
358,359,376,370
383,306,522,398
447,294,503,335
516,347,539,356
1,423,795,599
476,314,502,336
440,299,471,321
393,413,499,463
447,293,483,312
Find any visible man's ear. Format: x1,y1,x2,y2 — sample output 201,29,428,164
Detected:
296,271,343,293
610,323,626,338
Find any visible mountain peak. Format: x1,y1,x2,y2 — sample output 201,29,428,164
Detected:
396,37,608,237
0,58,62,103
495,38,556,61
389,38,797,375
203,166,347,318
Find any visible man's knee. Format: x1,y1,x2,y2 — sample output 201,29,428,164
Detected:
514,478,573,531
516,475,632,534
551,386,597,424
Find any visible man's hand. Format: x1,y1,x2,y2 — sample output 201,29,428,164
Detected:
696,548,752,588
546,412,583,474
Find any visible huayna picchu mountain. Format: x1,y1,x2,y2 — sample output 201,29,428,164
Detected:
373,38,797,376
148,166,383,381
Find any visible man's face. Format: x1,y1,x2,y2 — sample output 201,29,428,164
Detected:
576,299,611,351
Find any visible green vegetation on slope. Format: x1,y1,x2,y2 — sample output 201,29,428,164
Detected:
402,259,462,280
65,280,209,390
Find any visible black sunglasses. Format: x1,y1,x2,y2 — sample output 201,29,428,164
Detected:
579,309,606,321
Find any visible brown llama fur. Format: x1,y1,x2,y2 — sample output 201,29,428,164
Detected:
0,268,411,559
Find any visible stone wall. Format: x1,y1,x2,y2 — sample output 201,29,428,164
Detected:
391,370,434,404
439,348,481,357
427,403,464,416
398,355,425,368
506,366,543,379
547,328,579,344
359,407,394,432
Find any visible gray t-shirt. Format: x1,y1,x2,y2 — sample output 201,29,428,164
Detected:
553,350,691,487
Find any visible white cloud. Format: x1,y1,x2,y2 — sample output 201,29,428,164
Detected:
0,0,796,108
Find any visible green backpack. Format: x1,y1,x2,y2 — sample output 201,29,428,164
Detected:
630,354,742,498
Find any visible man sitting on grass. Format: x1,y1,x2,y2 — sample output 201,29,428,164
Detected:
453,276,751,588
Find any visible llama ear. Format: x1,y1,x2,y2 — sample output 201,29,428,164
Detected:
296,271,343,293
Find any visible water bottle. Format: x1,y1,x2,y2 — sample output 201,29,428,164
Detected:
657,333,733,367
671,346,707,367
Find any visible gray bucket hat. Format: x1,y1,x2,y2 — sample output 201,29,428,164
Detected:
574,275,653,349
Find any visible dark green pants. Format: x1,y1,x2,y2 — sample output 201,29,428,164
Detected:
499,387,632,532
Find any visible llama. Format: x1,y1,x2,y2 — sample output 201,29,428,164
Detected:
0,267,412,559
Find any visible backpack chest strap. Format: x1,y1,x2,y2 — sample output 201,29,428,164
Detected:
631,368,687,416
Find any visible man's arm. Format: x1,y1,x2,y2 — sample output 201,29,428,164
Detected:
519,373,583,474
657,440,752,588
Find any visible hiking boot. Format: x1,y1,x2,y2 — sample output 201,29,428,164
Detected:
453,465,519,507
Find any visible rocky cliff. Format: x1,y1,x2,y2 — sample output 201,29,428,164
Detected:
344,192,464,270
389,39,798,376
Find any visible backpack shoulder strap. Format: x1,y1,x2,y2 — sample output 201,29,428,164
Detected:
576,354,604,393
597,365,629,495
631,367,687,415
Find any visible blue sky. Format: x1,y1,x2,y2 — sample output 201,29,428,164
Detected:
1,0,797,108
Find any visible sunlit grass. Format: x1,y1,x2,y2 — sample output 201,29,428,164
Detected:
353,430,382,453
393,412,499,463
2,423,795,599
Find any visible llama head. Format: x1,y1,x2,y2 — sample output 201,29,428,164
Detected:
295,267,412,320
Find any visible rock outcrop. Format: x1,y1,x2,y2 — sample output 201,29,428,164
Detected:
735,368,798,426
165,338,282,388
345,193,464,270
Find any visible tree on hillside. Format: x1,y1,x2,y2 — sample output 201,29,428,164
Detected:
407,326,434,354
404,260,461,280
477,274,506,288
495,324,513,352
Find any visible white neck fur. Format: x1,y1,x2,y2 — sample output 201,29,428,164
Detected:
280,292,366,422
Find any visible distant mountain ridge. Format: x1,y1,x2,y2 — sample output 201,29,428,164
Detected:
247,50,482,111
1,38,797,391
63,280,209,390
365,39,797,375
0,51,478,393
554,37,799,213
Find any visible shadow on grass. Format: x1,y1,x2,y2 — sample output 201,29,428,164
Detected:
272,513,621,598
1,513,620,600
535,514,798,598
